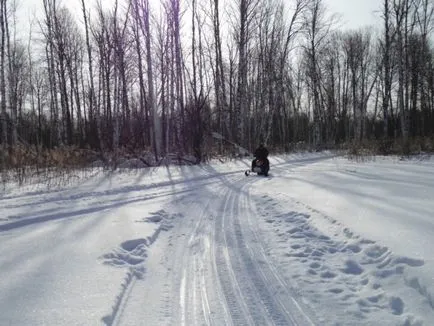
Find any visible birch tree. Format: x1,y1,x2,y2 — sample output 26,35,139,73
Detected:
81,0,103,151
235,0,260,146
131,0,149,148
0,0,7,156
303,0,331,147
136,0,161,158
210,0,227,141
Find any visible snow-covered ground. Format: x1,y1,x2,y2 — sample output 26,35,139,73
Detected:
1,152,433,325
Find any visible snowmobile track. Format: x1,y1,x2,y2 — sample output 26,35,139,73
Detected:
213,175,315,325
214,182,256,325
240,181,317,325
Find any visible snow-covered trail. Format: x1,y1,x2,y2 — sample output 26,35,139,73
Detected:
1,153,434,325
0,157,321,325
0,168,227,325
114,163,317,326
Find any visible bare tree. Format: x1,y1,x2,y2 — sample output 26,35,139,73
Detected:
414,0,434,136
279,0,307,145
235,0,260,146
321,32,341,143
5,0,18,149
210,0,228,143
167,0,185,152
0,0,7,157
114,1,132,149
303,0,332,147
392,0,412,142
81,0,104,152
381,0,393,139
136,0,161,158
130,0,150,149
42,0,62,147
8,41,27,146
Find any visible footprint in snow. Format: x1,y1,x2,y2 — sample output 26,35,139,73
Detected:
341,260,364,275
392,256,424,267
390,296,404,315
320,270,337,279
102,238,148,278
256,195,429,324
344,243,362,253
137,209,183,232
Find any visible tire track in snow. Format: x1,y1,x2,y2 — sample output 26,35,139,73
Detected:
214,186,257,325
240,183,317,325
113,175,243,326
179,187,223,326
165,196,210,326
101,174,234,326
165,180,232,326
105,160,323,325
237,180,313,324
212,174,315,325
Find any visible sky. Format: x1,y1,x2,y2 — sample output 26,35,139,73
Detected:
326,0,381,30
19,0,382,39
1,152,433,325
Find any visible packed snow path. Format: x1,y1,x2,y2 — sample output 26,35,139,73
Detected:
103,165,317,326
1,153,434,325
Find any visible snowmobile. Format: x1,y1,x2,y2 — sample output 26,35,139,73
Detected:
245,159,269,177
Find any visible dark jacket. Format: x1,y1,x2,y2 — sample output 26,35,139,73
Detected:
254,145,269,160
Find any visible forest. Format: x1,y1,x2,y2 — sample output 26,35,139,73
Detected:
0,0,433,171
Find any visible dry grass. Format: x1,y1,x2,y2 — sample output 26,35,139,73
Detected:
345,137,434,161
1,137,432,187
0,145,104,187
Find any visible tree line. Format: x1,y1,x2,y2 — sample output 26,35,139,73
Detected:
0,0,433,169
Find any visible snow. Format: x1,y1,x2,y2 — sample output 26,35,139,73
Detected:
1,152,434,325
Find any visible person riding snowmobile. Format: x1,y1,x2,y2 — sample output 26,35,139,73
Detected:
251,144,269,175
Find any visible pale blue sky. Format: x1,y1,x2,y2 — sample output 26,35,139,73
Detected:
326,0,381,30
19,0,382,40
